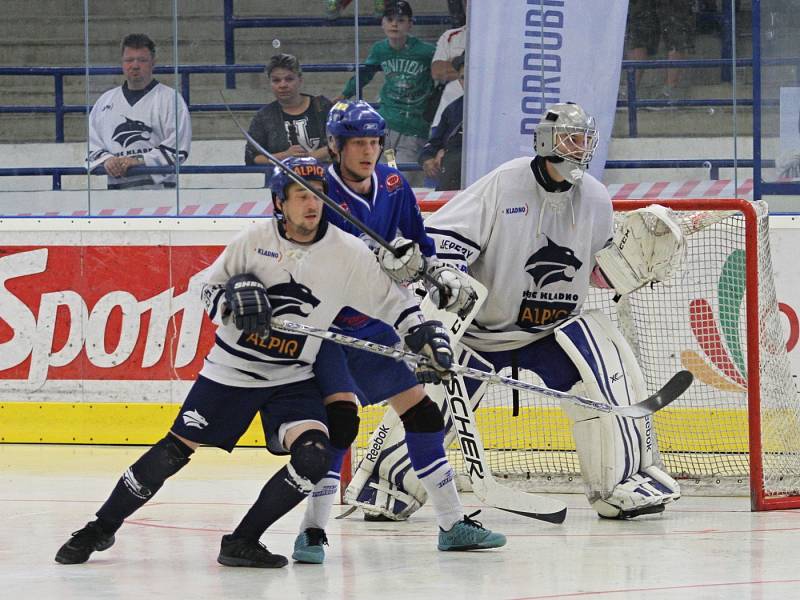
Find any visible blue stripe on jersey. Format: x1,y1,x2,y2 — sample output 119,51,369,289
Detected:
208,289,224,321
425,226,481,252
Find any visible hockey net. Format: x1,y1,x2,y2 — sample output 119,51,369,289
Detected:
344,198,800,511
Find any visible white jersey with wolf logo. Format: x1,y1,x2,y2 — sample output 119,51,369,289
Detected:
87,81,191,189
424,156,613,353
199,219,425,388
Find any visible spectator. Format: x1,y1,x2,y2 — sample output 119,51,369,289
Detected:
325,0,385,20
625,0,696,99
87,33,191,190
446,0,466,27
430,0,466,130
245,53,333,169
339,1,435,187
419,53,464,191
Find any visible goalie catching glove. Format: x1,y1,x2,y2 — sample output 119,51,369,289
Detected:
594,204,686,296
404,320,453,384
224,273,272,337
378,237,426,283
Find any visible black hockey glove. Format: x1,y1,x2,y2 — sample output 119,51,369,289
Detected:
404,320,454,384
224,273,271,337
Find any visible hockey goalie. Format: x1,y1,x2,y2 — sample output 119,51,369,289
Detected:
345,101,687,521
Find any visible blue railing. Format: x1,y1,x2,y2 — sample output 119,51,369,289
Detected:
2,57,792,144
0,159,770,192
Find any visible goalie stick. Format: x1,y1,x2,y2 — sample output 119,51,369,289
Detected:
270,319,694,419
218,91,448,301
420,284,567,523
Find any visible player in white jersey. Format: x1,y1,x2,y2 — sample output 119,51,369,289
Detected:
87,33,191,190
54,157,456,568
361,102,684,521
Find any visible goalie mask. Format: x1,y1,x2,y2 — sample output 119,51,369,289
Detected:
534,102,599,184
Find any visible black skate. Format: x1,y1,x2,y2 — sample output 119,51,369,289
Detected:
217,534,288,568
55,521,115,564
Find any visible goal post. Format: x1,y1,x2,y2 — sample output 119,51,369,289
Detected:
342,198,800,512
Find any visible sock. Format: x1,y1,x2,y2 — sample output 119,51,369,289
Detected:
405,430,463,530
299,446,346,532
96,435,193,534
233,465,310,541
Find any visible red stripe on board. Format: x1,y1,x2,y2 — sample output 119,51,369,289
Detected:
235,202,256,215
703,179,729,196
126,207,143,216
643,181,669,198
153,206,172,216
208,203,227,216
611,182,641,199
675,180,701,196
180,204,199,216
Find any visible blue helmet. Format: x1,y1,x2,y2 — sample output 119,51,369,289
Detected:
326,100,386,152
269,157,326,205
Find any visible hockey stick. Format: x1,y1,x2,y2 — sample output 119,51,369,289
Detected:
218,91,448,301
270,319,694,419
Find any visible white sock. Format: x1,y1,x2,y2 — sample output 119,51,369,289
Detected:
299,471,339,532
414,458,462,530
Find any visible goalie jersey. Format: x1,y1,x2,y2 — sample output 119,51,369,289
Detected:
425,156,613,352
199,218,425,388
87,81,191,189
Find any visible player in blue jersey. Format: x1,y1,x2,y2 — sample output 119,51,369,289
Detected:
290,100,501,564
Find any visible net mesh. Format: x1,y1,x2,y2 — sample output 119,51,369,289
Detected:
350,200,800,502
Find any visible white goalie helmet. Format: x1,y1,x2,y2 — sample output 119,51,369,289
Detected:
534,102,599,184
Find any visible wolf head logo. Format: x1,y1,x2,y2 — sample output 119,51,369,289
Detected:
525,237,583,288
268,274,321,317
112,117,153,147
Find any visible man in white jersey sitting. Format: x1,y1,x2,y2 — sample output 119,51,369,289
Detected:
87,33,191,190
352,102,685,520
54,157,464,568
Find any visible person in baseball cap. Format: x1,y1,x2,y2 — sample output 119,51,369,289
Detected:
383,0,413,19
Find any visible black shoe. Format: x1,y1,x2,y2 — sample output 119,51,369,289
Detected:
217,534,288,568
55,521,115,564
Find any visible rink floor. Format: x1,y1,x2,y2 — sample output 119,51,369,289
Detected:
3,444,800,600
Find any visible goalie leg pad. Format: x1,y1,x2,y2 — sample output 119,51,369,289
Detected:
343,348,492,521
555,310,680,518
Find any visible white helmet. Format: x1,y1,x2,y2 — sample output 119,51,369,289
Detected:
533,102,598,184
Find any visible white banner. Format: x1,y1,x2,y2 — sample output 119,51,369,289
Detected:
465,0,629,186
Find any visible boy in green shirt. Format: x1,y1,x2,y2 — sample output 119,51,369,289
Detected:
339,1,434,186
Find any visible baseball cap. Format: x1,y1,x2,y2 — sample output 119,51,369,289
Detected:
384,1,413,19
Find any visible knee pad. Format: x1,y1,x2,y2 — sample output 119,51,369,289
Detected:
126,433,193,499
290,429,333,486
400,397,444,433
326,400,360,449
